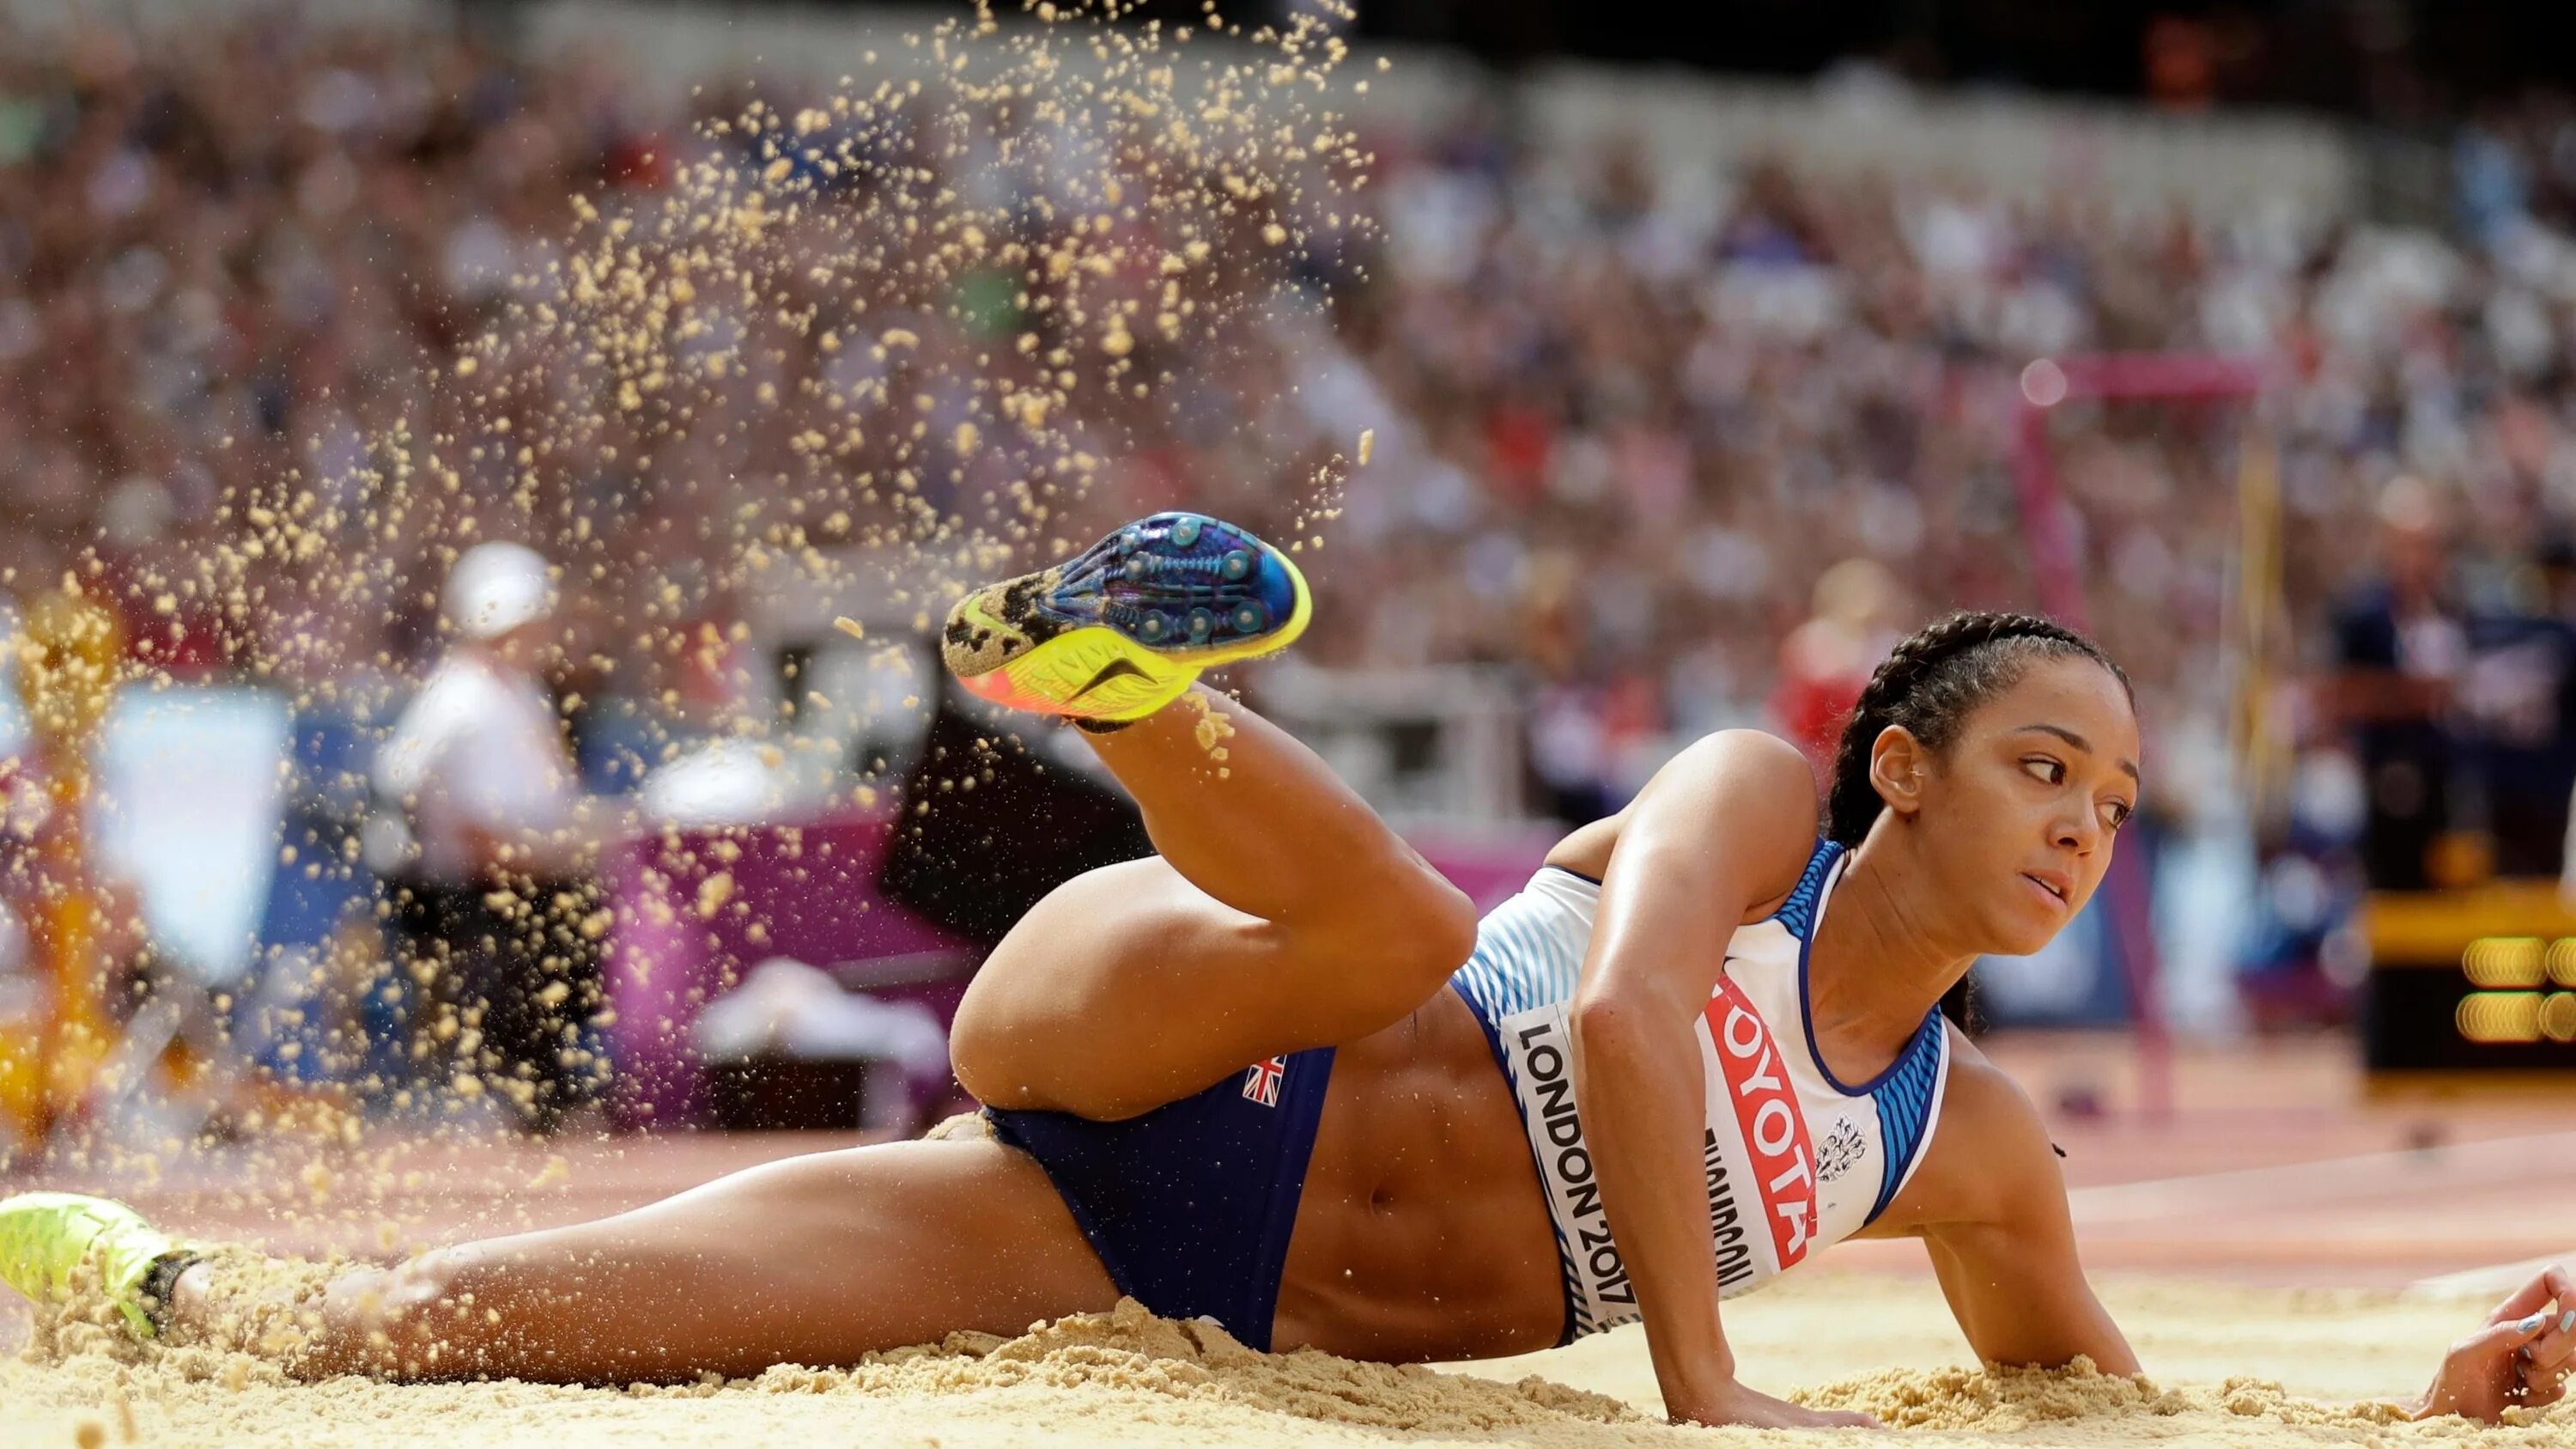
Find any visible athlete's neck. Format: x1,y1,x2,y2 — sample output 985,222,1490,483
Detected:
1803,830,1971,1081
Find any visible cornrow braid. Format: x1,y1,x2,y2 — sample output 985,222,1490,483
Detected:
1823,612,2133,848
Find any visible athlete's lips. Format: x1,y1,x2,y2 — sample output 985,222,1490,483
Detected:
2020,869,2073,910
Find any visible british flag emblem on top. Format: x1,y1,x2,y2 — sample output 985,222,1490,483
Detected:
1242,1055,1286,1107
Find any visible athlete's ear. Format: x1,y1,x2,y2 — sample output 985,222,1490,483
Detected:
1868,724,1931,820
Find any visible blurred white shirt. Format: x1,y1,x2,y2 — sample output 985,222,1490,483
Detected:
375,650,577,883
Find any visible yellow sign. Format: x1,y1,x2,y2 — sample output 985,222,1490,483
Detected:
2363,886,2576,963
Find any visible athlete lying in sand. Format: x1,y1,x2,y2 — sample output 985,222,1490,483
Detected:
4,512,2569,1428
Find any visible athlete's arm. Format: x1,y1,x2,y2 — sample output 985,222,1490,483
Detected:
1567,729,1874,1430
1899,1050,2576,1422
1893,1048,2138,1374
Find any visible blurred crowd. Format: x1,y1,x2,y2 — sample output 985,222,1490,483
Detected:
0,21,657,678
7,16,2576,953
1334,99,2576,858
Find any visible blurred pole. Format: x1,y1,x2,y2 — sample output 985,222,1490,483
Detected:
2011,354,2269,1120
2231,420,2289,819
2012,386,2171,1119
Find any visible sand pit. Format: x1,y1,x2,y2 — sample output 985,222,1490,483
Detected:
9,1269,2567,1447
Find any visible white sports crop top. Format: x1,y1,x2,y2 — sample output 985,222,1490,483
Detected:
1448,839,1952,1341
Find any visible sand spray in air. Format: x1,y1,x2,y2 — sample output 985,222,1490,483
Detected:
2,0,1377,1198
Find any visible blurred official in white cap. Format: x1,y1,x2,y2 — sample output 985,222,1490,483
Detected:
374,542,613,1129
442,539,557,644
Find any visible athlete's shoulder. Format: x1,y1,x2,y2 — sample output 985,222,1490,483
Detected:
1564,730,1820,916
1656,729,1820,843
1676,728,1824,906
1674,727,1817,790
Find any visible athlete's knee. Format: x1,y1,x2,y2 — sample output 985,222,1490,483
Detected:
1341,857,1478,979
1415,869,1482,967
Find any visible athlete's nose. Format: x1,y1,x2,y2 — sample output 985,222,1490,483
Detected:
2051,807,2102,856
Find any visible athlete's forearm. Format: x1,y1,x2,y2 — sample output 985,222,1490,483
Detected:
1563,732,1813,1421
1571,994,1739,1415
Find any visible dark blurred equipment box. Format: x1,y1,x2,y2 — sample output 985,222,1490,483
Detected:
2363,883,2576,1075
706,1056,873,1132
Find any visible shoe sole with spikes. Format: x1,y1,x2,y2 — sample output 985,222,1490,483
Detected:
940,512,1311,723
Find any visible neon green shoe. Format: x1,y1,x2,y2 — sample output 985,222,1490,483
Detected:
942,512,1311,724
0,1191,192,1337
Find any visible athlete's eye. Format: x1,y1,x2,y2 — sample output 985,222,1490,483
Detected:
2102,801,2134,831
2021,757,2065,787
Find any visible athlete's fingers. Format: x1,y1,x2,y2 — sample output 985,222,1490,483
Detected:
2521,1328,2575,1412
2520,1297,2576,1376
2545,1263,2576,1321
2494,1264,2576,1383
2528,1355,2575,1409
2482,1269,2564,1327
2534,1265,2576,1379
2464,1311,2552,1362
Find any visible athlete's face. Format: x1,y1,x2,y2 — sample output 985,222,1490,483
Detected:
1913,656,2141,958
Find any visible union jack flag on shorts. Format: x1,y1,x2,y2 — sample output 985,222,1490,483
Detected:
1242,1055,1286,1107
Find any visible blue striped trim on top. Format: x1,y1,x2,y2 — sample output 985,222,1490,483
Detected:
1770,840,1844,942
1863,1010,1946,1221
1777,838,1947,1221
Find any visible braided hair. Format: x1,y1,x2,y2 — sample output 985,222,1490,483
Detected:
1823,612,2133,848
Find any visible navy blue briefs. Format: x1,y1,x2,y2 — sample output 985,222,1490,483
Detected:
985,1045,1334,1351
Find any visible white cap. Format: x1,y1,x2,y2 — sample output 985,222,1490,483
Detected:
442,541,556,641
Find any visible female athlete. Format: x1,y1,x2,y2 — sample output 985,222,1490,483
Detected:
5,512,2568,1428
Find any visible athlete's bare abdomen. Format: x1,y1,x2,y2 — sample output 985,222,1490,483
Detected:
1271,986,1565,1361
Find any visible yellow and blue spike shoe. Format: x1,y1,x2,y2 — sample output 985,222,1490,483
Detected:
0,1191,193,1337
942,512,1311,724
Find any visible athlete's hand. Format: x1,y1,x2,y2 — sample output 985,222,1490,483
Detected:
1669,1379,1882,1431
2412,1264,2575,1422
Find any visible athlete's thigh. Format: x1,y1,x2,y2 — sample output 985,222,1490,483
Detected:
410,1136,1118,1380
952,856,1406,1118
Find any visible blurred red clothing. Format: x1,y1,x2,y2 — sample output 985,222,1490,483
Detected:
1771,618,1878,778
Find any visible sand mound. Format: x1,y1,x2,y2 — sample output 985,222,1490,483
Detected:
1797,1356,2193,1430
22,1288,1644,1436
12,1273,2575,1446
15,1291,1669,1448
745,1298,1644,1434
1796,1358,2572,1444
